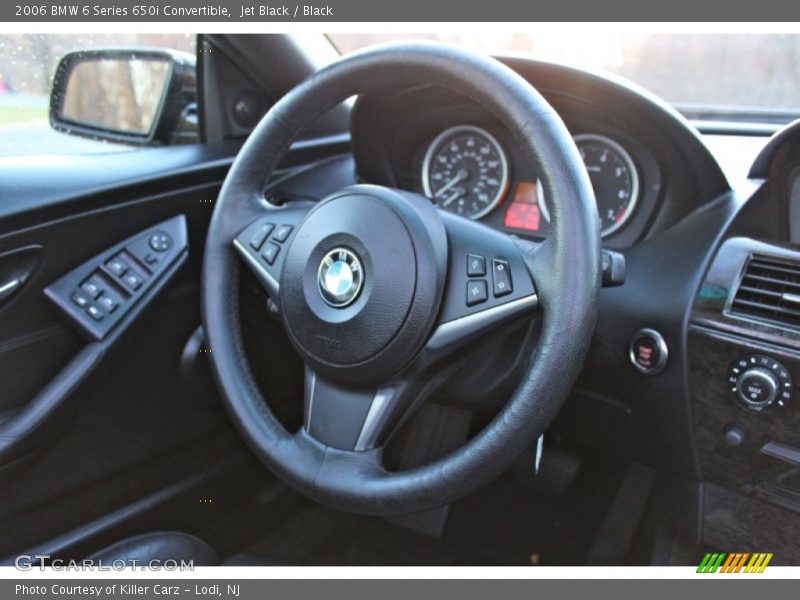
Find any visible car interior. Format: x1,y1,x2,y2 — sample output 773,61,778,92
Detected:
1,32,800,567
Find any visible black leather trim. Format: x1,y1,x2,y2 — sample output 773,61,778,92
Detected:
88,532,218,566
202,42,600,515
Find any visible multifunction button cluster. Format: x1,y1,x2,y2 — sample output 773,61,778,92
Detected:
248,222,294,265
465,253,513,307
728,354,794,412
68,232,174,323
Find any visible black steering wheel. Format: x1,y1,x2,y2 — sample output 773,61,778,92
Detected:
202,42,600,515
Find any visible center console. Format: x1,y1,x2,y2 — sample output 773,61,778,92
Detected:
690,236,800,562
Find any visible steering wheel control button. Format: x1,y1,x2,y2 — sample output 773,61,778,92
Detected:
86,305,104,321
629,328,668,375
728,354,793,412
261,242,280,265
467,280,489,306
80,275,104,299
148,232,173,253
105,256,128,277
249,223,274,251
317,248,364,308
467,253,486,277
272,224,294,243
491,259,513,297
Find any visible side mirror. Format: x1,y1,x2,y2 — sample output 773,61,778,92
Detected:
49,49,197,146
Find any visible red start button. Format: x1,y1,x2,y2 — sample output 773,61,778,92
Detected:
629,329,668,375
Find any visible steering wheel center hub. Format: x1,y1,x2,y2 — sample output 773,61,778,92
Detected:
279,186,447,383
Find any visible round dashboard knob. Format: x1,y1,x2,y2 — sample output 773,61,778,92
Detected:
736,367,780,409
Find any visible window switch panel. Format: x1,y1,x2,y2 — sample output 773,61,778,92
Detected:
44,215,188,341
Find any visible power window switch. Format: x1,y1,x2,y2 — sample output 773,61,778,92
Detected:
96,294,119,313
86,305,104,321
80,275,104,299
106,256,128,277
71,290,91,308
122,272,143,290
467,280,488,306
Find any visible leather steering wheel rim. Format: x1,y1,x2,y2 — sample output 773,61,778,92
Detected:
202,42,601,516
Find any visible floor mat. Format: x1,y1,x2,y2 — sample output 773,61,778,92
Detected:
226,506,458,566
224,457,627,566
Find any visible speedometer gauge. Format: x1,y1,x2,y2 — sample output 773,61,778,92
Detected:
422,125,509,219
539,134,639,237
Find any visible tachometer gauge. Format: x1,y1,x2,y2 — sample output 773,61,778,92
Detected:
422,125,509,219
539,134,639,237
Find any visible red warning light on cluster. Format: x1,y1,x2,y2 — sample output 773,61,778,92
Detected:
504,181,541,232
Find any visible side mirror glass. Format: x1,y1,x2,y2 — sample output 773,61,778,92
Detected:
50,49,196,145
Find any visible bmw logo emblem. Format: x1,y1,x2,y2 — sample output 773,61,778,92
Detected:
317,248,364,308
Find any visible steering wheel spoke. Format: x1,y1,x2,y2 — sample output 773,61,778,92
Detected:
301,367,413,452
232,201,313,302
425,212,539,357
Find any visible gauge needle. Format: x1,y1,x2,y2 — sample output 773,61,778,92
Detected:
434,168,469,198
441,188,464,207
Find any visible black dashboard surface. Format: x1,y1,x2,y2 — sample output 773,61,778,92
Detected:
350,57,729,250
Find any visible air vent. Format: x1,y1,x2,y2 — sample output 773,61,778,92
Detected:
730,257,800,328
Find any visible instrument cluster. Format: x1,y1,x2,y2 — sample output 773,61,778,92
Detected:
419,124,641,239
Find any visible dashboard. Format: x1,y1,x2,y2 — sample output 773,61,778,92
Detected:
348,57,725,250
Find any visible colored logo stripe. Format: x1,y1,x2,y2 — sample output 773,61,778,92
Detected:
697,553,726,573
745,553,773,573
697,552,773,573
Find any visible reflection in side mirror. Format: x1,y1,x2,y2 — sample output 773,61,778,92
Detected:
62,57,170,135
50,49,196,145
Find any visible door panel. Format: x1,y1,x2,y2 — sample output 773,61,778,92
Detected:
0,136,351,556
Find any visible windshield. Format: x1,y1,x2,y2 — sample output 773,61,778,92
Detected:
328,33,800,124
